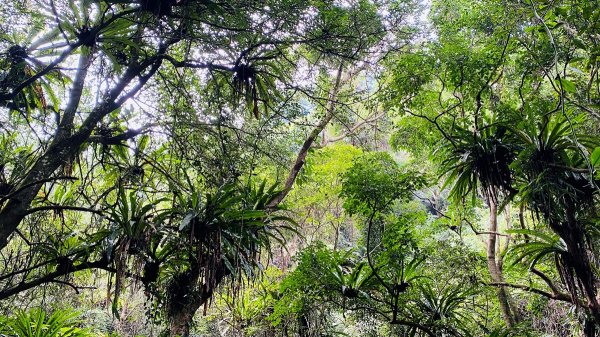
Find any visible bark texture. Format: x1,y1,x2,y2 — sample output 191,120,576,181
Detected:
487,198,517,327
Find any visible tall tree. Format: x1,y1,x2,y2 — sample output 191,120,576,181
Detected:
0,0,418,335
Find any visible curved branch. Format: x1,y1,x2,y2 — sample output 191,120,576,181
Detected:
267,62,345,209
23,205,104,217
390,320,435,337
0,176,77,203
87,125,156,145
0,260,113,300
487,282,572,302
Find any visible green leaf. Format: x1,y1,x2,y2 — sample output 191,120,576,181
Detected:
555,78,576,93
592,147,600,166
180,213,194,231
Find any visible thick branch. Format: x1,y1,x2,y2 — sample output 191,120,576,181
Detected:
56,50,92,138
162,55,235,72
390,320,435,337
0,48,166,250
0,260,112,300
531,267,565,298
487,282,572,302
23,205,104,217
267,62,345,209
87,127,153,145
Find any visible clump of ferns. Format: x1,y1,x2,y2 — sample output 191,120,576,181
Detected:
506,228,580,306
232,62,262,119
515,148,596,224
105,187,163,317
440,120,519,206
510,115,599,224
0,44,48,112
329,259,374,299
509,112,600,306
161,180,294,316
230,54,282,119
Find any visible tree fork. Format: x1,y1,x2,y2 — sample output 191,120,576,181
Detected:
0,51,166,250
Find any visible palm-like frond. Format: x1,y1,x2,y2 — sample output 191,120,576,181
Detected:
510,112,599,222
158,179,297,317
416,282,476,334
327,260,374,298
2,308,92,337
106,187,160,247
440,119,517,204
506,228,567,270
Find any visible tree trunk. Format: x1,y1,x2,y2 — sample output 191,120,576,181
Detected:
298,313,310,337
0,55,164,250
168,299,202,337
487,198,517,327
267,62,345,209
583,316,596,337
166,264,230,336
553,202,600,325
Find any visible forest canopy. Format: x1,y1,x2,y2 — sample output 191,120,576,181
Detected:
2,0,600,336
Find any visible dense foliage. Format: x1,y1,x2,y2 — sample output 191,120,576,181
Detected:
2,0,600,336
